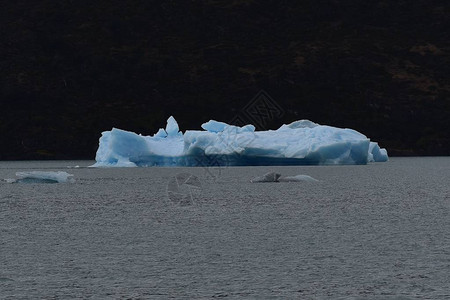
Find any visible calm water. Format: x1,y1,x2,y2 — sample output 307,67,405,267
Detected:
1,158,449,299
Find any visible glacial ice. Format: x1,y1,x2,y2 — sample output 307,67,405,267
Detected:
250,172,319,183
92,116,388,167
279,175,319,182
5,171,75,183
250,172,282,183
201,120,229,133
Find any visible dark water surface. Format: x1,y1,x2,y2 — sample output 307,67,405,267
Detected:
1,158,449,299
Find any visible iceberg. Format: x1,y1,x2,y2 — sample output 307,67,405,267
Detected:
5,171,75,183
92,116,388,167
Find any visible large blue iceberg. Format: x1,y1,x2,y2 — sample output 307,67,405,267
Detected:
92,116,388,167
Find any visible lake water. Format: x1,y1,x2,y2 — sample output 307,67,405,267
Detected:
1,158,449,299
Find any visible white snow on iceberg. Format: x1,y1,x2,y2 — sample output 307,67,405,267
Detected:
92,116,388,167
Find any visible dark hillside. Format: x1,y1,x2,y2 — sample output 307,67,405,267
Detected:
1,1,449,159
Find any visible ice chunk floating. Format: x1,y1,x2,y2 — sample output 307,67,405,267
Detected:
5,171,75,183
279,175,319,182
92,116,388,167
250,172,319,183
250,172,282,183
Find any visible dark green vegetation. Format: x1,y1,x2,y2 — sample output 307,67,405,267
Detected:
1,1,449,159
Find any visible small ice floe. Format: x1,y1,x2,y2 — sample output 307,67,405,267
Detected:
5,171,75,184
250,172,318,183
278,174,319,182
250,172,281,183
